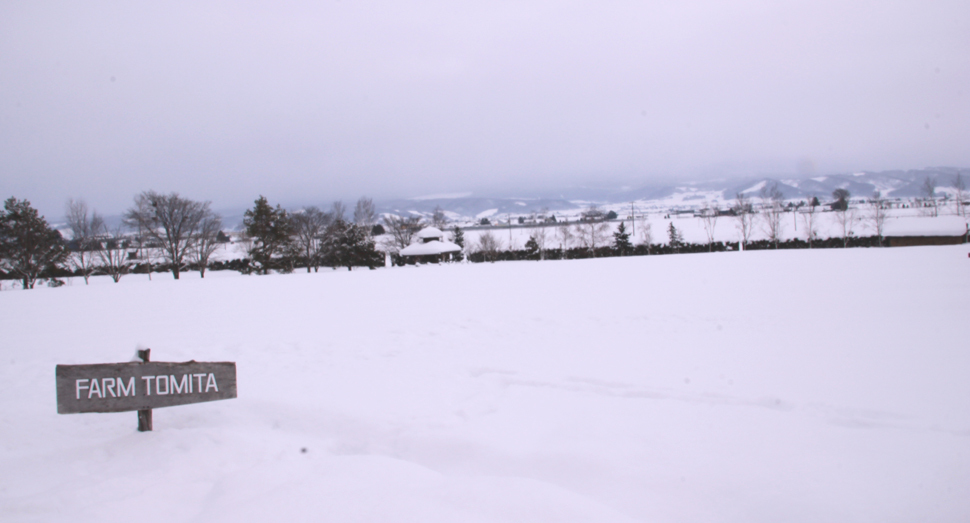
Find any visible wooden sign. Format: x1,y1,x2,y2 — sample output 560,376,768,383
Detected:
56,349,235,431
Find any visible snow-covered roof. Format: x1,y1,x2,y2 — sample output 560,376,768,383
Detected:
399,240,462,256
415,227,445,239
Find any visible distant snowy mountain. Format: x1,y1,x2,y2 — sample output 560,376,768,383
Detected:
169,166,966,229
371,167,969,221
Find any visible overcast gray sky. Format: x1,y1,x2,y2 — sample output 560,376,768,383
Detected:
2,0,968,216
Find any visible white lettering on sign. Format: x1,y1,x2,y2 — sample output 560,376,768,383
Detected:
156,375,169,395
77,377,138,399
170,374,188,394
205,373,218,392
75,374,222,400
76,379,89,399
118,377,135,397
103,377,116,397
88,378,103,398
142,376,155,396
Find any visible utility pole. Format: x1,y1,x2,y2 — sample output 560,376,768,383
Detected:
508,213,512,249
631,201,635,236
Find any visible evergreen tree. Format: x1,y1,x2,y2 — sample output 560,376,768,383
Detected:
452,226,465,262
0,197,68,289
340,223,379,270
320,218,348,269
323,220,378,270
612,221,632,255
243,196,293,275
667,222,683,251
524,235,540,260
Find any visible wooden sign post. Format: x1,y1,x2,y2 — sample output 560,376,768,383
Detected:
55,348,236,432
137,348,151,431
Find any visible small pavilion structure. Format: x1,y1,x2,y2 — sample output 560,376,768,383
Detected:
399,227,462,262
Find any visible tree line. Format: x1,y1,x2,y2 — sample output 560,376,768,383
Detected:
3,177,965,288
463,178,967,263
0,192,388,289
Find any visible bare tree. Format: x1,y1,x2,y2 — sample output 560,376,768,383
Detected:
129,224,158,280
636,218,652,252
921,177,938,217
430,205,448,229
953,174,966,217
698,202,718,252
733,193,754,248
477,230,501,262
759,183,785,248
291,207,329,272
65,199,105,284
124,191,209,279
97,224,131,283
801,197,819,248
331,201,347,222
353,197,377,230
833,204,857,247
555,221,573,252
188,211,223,277
381,214,423,253
866,191,888,246
574,207,610,254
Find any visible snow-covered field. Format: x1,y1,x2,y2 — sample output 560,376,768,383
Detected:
2,245,969,522
455,211,968,252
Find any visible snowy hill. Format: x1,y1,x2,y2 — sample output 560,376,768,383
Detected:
367,167,969,221
2,245,968,522
71,167,963,231
359,167,970,225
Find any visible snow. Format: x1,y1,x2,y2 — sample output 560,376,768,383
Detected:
476,208,499,219
883,215,968,236
2,246,969,522
410,192,473,201
415,227,447,239
448,210,969,251
399,240,462,256
739,180,767,194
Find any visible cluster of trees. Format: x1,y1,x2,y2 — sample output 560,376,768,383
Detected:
465,219,899,264
915,174,967,217
470,208,650,263
475,205,651,262
1,192,387,290
238,196,382,274
724,184,903,251
467,176,968,265
0,192,226,289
